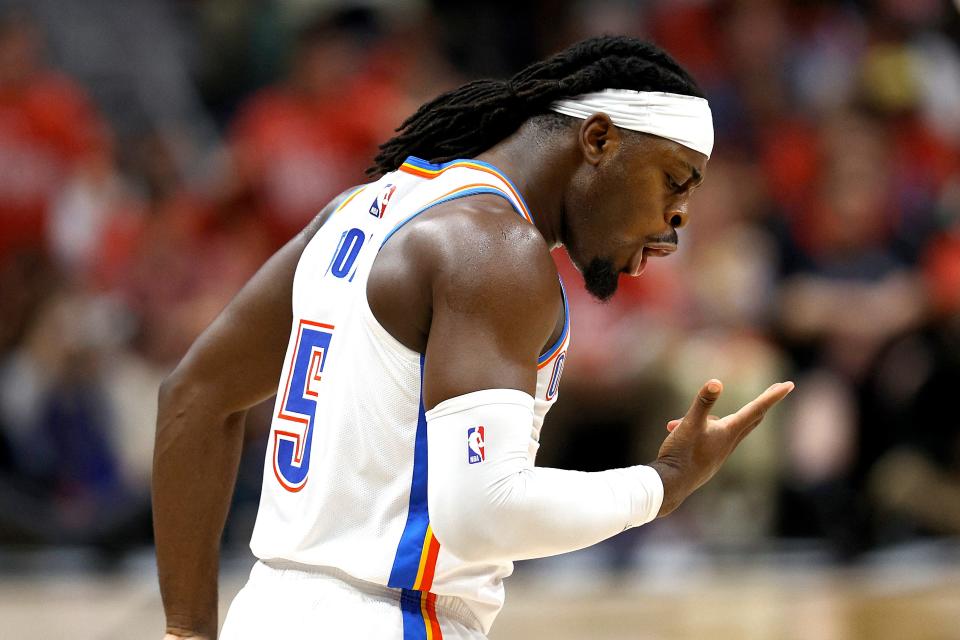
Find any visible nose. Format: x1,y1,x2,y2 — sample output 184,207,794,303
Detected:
666,208,688,229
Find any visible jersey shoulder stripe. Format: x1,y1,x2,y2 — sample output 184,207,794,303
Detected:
398,156,534,225
537,278,570,369
380,184,515,248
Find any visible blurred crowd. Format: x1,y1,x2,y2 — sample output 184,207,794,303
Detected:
0,0,958,561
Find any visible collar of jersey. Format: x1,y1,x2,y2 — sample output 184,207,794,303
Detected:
400,156,534,225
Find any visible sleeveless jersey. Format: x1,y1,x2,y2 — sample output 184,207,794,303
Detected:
249,156,571,633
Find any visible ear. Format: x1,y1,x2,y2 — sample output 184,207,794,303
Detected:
578,113,621,167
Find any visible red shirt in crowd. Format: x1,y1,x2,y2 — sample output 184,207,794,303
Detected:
0,71,104,259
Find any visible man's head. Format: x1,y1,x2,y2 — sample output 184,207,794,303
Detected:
370,36,709,300
559,112,707,300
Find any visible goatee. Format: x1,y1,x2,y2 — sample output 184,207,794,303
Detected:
582,257,619,301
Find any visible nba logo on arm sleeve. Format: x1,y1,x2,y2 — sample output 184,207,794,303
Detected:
467,426,485,464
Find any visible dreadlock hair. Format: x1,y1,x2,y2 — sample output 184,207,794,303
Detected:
369,35,703,177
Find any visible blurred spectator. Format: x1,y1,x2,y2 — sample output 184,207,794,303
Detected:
864,206,960,539
0,287,151,548
776,111,927,379
772,110,929,555
108,129,272,366
0,11,106,262
224,8,407,248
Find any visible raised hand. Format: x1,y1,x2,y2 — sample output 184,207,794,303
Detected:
650,379,794,516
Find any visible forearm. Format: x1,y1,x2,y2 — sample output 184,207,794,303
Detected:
426,390,663,563
153,380,247,637
437,464,662,562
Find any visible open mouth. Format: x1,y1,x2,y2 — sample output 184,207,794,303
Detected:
627,242,678,276
643,242,678,257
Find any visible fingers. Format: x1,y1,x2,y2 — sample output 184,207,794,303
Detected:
672,380,793,436
684,379,723,426
723,381,794,436
667,415,718,432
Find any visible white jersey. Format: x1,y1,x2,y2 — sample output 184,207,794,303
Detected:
249,156,571,633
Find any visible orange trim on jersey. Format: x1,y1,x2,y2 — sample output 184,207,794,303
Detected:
333,185,365,214
404,182,508,221
422,533,441,591
420,591,443,640
399,160,533,224
412,525,441,591
537,332,570,370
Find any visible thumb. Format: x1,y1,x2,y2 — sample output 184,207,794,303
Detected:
684,379,722,426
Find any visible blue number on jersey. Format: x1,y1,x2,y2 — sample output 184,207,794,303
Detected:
546,352,565,401
272,320,334,492
327,227,366,279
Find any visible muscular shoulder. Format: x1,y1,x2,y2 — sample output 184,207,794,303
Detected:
424,195,559,318
368,191,562,403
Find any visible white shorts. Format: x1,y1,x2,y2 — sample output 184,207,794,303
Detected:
221,560,487,639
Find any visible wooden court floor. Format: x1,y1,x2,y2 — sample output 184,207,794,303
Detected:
2,550,958,639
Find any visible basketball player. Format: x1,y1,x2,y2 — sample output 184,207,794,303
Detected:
154,36,793,639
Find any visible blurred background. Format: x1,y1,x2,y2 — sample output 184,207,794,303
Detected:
1,0,959,638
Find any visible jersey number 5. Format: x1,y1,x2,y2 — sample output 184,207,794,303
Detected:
272,320,334,492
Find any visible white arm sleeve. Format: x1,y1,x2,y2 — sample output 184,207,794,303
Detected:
426,389,663,564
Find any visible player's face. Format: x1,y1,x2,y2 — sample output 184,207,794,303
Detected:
562,117,708,301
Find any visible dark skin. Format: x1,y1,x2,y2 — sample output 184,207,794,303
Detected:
155,113,793,639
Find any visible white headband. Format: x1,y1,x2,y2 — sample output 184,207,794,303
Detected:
550,89,714,157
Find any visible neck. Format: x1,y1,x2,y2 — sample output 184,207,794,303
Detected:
475,121,576,248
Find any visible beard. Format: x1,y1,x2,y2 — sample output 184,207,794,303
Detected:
582,256,619,302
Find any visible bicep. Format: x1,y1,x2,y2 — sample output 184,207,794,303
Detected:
421,230,560,410
423,304,538,411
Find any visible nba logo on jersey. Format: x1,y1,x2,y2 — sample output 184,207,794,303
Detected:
368,184,397,218
467,426,485,464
